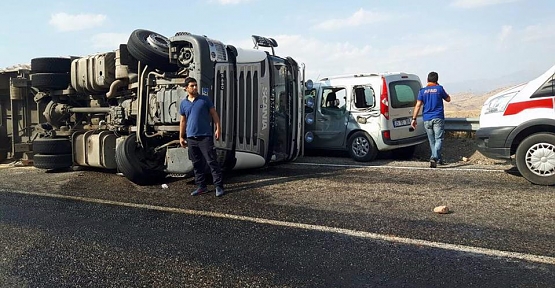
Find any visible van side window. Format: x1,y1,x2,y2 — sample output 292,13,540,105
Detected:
531,76,555,98
353,86,375,109
321,88,346,109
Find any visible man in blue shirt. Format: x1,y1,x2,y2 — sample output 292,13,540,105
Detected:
410,72,451,168
179,77,225,197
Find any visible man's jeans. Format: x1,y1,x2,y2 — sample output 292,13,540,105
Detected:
187,136,223,187
424,118,445,161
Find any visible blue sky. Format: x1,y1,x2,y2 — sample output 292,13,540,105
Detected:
1,0,554,93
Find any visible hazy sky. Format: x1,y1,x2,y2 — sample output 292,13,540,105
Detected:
1,0,553,92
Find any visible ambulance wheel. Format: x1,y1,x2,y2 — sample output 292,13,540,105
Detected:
515,132,555,186
347,131,377,162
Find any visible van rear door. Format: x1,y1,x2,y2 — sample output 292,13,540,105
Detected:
384,74,426,140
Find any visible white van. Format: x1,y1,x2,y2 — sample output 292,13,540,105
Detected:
477,64,555,185
304,72,428,161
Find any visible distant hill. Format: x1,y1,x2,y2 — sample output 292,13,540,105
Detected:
444,86,513,118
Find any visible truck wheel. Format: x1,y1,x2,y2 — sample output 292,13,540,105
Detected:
33,138,72,155
31,57,72,73
115,134,166,185
515,132,555,185
347,131,377,162
127,29,178,72
33,154,72,170
31,73,70,90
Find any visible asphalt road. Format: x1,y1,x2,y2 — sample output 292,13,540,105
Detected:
0,156,554,287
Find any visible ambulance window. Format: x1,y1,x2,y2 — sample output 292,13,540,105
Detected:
531,76,555,98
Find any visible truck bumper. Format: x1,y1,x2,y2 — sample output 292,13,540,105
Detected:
475,126,515,159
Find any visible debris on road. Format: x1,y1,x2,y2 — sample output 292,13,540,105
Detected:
433,205,450,214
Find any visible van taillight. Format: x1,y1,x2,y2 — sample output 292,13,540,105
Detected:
380,76,389,119
382,130,391,140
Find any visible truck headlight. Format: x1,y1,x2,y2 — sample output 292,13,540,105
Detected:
483,92,517,114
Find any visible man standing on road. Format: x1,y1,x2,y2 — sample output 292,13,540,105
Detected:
410,71,451,168
179,77,225,197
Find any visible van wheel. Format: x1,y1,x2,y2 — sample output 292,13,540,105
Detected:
515,132,555,185
347,131,377,162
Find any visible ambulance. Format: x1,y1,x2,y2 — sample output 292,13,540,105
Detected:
476,64,555,185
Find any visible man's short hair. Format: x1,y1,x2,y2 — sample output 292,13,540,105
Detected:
427,72,439,83
184,77,197,87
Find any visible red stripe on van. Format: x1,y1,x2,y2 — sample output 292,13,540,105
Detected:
503,98,554,116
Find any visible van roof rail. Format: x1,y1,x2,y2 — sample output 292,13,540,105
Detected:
319,72,410,81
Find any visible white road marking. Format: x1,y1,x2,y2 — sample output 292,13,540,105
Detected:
3,189,554,265
292,162,507,172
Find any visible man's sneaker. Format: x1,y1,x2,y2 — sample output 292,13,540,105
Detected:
191,186,208,196
438,159,446,165
215,186,225,197
429,159,437,168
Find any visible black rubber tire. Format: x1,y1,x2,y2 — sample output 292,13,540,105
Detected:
31,73,70,90
33,153,72,170
115,134,166,185
127,29,178,72
32,138,72,155
347,131,378,162
515,132,555,186
31,57,72,73
393,145,416,160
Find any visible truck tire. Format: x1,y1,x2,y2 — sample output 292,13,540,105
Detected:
32,138,72,155
115,134,166,185
127,29,178,72
515,132,555,186
31,57,72,73
33,153,73,170
31,73,70,90
347,131,378,162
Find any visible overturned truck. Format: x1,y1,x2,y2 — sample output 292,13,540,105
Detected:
13,29,304,184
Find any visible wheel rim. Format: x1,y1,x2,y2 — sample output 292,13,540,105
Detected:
351,136,369,158
146,33,170,53
525,142,555,177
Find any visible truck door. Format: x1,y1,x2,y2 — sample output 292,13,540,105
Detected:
214,63,236,169
309,87,348,149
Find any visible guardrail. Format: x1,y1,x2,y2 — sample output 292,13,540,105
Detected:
444,118,479,132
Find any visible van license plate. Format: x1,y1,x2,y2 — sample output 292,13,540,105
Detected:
393,117,411,127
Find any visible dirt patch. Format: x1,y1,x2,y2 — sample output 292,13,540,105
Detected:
413,131,509,165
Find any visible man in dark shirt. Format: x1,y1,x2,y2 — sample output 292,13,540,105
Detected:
179,77,225,197
411,72,451,168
